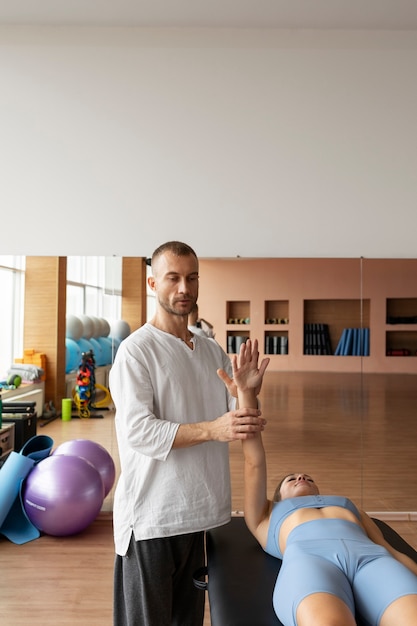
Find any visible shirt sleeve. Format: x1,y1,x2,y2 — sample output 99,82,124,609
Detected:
110,348,180,462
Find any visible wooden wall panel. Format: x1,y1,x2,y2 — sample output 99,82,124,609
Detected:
121,257,147,333
24,256,67,409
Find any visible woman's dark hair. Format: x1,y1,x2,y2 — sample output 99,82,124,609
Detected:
273,475,291,502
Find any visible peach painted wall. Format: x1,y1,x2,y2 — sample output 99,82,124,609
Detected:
198,258,417,374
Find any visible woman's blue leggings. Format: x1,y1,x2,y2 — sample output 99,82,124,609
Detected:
273,519,417,626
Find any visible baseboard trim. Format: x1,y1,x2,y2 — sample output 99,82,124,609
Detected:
367,511,417,522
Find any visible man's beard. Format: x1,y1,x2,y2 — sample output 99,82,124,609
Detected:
158,296,195,317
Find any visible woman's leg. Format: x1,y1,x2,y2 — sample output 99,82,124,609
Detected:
380,595,417,626
274,549,355,626
296,592,356,626
353,550,417,625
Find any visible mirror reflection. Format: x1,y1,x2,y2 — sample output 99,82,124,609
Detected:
360,258,417,513
1,255,416,519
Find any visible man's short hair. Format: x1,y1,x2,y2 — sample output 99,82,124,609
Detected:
151,241,197,268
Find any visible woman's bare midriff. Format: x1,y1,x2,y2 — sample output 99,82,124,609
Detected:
278,506,363,556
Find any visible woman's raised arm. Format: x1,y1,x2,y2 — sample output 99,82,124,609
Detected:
232,339,272,547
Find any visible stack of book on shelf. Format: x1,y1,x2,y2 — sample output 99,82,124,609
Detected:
334,327,370,356
303,323,332,355
227,335,249,354
265,335,288,355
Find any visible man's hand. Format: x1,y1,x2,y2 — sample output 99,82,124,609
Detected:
210,407,266,442
174,406,266,447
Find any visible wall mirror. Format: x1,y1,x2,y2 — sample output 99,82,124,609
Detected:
197,256,417,518
3,255,415,518
360,258,417,514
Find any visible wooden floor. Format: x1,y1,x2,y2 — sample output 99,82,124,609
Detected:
1,371,417,625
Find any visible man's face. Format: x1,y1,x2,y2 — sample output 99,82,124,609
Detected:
149,252,199,317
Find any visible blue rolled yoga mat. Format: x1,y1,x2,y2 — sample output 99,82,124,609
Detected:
0,434,54,544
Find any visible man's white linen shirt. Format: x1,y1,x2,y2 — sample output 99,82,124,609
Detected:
110,323,234,555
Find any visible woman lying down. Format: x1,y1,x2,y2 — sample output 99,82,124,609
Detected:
222,339,417,626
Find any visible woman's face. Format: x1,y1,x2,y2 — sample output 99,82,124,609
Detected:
278,473,320,501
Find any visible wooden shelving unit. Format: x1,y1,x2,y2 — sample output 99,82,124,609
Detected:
226,300,251,354
264,300,289,355
386,298,417,357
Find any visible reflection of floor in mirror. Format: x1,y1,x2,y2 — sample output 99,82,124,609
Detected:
39,370,417,524
3,370,416,625
245,370,417,515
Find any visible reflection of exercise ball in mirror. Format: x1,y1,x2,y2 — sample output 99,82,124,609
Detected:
66,315,83,341
97,336,113,364
110,319,131,342
100,318,111,337
78,315,94,340
76,337,95,355
65,338,82,373
89,316,102,339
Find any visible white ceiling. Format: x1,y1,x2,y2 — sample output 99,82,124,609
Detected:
1,0,417,30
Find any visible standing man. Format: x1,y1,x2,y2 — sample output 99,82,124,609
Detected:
110,241,267,626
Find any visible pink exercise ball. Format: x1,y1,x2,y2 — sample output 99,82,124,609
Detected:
22,454,104,536
53,439,116,497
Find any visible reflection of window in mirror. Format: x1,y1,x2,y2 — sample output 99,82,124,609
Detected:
0,256,25,377
65,257,123,375
66,256,122,321
0,255,123,378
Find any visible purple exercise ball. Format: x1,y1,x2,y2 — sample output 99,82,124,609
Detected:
53,439,116,497
23,454,104,537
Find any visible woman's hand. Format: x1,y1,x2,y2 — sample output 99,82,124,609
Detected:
232,339,270,393
217,339,270,397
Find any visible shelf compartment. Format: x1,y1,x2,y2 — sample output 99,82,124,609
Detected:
264,300,289,325
386,298,417,324
304,299,370,356
226,301,250,325
227,331,250,354
386,331,417,357
264,331,288,355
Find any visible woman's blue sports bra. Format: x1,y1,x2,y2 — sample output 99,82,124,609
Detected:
265,495,361,559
